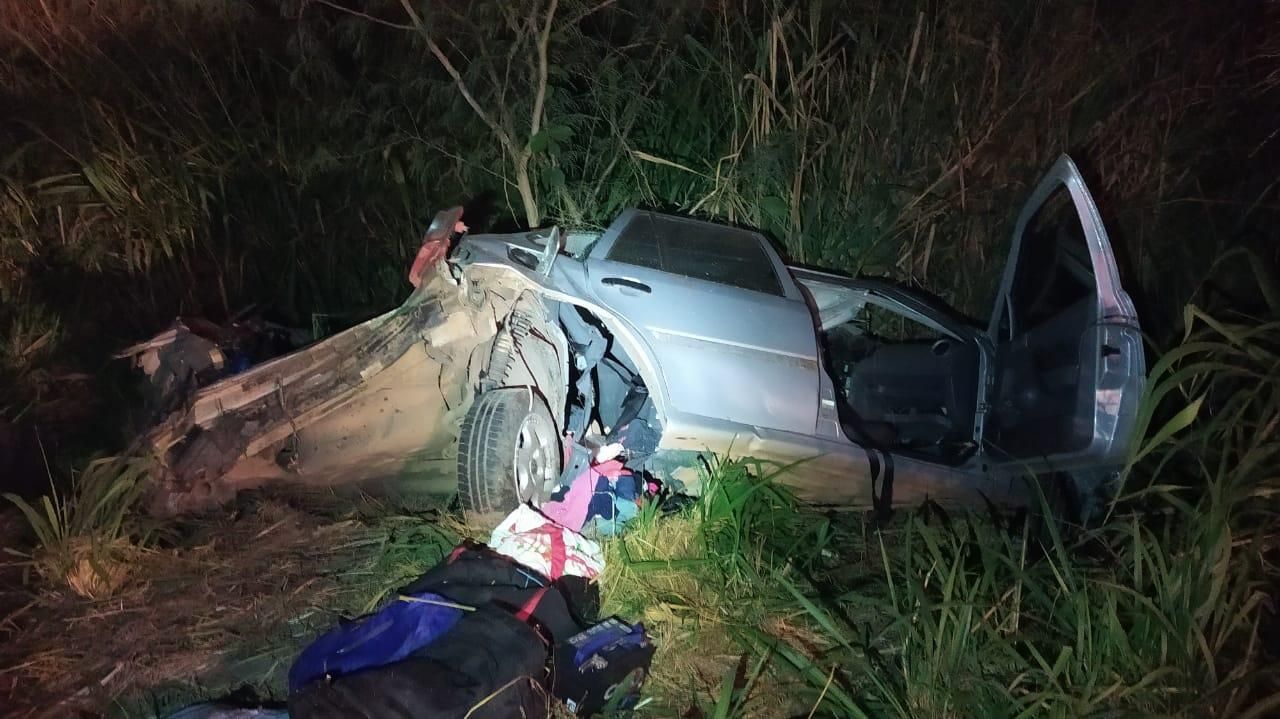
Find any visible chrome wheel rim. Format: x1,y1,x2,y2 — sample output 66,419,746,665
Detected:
513,410,558,502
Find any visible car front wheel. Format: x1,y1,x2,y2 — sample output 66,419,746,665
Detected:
457,388,562,514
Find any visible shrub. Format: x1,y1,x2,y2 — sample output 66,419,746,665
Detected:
4,455,154,599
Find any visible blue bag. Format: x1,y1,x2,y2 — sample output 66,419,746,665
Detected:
287,592,464,691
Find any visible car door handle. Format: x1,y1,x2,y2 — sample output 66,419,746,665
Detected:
601,277,652,294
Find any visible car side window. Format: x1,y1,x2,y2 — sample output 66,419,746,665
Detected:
861,303,947,343
607,213,784,296
1009,186,1096,334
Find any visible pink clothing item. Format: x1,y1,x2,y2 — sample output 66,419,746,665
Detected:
592,459,628,479
541,459,630,531
540,466,595,531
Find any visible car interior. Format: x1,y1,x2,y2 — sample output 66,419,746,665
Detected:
803,184,1100,465
821,303,980,462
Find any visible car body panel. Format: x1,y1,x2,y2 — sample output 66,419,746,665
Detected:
584,210,822,436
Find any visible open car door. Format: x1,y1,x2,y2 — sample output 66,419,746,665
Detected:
984,155,1145,471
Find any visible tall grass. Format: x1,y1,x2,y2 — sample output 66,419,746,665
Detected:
3,455,154,599
599,459,840,716
846,288,1280,716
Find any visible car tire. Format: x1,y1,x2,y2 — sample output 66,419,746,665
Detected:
457,388,562,514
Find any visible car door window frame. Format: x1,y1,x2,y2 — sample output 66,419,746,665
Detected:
590,209,804,302
988,157,1136,339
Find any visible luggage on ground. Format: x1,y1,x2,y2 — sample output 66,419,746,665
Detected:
288,526,651,718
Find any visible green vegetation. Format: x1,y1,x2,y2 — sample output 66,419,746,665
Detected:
2,298,1277,713
1,0,1278,716
3,455,152,599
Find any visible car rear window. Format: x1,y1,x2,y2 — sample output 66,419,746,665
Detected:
607,213,784,296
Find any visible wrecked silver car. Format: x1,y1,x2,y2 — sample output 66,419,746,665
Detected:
124,156,1145,517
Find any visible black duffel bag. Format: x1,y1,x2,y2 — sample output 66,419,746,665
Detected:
289,603,549,718
288,543,594,719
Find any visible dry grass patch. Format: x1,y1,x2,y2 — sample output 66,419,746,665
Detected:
0,489,458,718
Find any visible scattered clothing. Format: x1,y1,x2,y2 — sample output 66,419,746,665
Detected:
286,475,658,718
583,498,640,537
593,441,625,463
543,452,647,537
540,462,595,531
489,504,605,580
543,457,630,532
583,466,643,537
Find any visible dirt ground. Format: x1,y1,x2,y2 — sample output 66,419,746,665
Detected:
0,490,460,719
0,484,856,718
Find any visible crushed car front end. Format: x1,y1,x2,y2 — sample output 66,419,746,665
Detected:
127,210,667,515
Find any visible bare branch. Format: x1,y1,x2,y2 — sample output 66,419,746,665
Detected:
396,0,518,156
391,0,543,225
309,0,415,30
568,0,621,27
529,0,559,140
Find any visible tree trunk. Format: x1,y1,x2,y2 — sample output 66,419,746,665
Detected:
514,148,540,227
